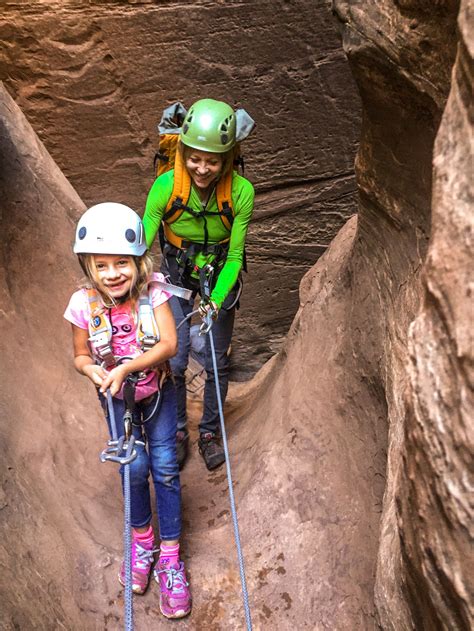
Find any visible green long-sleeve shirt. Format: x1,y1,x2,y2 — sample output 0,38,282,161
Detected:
143,169,254,308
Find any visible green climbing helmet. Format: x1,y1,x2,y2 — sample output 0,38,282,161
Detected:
180,98,236,153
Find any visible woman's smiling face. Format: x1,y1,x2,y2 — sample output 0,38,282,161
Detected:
185,149,224,193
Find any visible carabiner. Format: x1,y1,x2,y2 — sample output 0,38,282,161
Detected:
199,312,214,336
100,435,140,465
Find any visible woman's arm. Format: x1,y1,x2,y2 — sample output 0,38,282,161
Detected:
100,301,177,396
210,176,255,308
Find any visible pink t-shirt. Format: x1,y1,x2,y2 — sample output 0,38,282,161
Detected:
64,272,172,401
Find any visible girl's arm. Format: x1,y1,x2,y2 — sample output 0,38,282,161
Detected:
100,300,177,396
71,324,107,387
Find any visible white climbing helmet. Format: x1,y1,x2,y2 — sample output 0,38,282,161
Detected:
73,202,146,256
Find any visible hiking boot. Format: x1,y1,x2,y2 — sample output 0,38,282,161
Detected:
118,540,155,595
176,430,189,470
198,432,225,471
154,561,192,619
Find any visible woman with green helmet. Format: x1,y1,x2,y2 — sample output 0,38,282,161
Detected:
143,98,255,471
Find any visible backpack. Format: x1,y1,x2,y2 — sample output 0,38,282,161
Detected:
153,102,255,251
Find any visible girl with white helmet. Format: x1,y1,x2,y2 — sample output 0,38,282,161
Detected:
143,98,255,471
64,202,191,619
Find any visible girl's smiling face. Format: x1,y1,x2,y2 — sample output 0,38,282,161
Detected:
185,149,224,193
93,254,136,300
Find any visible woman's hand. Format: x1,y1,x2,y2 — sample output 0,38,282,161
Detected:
100,364,129,397
198,299,219,320
82,364,107,387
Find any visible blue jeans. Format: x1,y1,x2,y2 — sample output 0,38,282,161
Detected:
101,379,181,540
162,252,237,435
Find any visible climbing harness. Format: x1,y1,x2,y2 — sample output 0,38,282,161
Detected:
161,240,234,302
100,378,143,631
87,280,192,368
199,266,253,631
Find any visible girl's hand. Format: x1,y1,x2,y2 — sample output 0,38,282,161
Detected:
82,364,107,387
100,364,129,397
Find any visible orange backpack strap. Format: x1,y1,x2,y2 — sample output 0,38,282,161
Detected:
216,170,235,231
86,288,115,367
163,144,192,224
162,143,235,247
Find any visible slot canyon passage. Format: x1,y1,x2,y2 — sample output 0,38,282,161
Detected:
0,0,472,629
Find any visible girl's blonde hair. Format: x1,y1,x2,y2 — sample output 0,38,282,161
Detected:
179,141,235,179
78,252,154,310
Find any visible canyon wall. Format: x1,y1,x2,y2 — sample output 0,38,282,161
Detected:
397,4,473,627
333,0,472,628
0,84,106,629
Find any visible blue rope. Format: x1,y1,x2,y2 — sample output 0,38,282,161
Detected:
105,390,133,631
106,389,118,441
123,462,133,631
208,325,253,631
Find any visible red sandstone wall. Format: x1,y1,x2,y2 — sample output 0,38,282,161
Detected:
333,0,472,627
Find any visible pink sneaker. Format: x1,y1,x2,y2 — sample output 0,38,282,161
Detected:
154,561,192,619
118,540,155,595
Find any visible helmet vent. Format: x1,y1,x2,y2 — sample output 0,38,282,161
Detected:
221,134,228,145
220,123,228,132
78,227,87,240
183,123,189,134
125,229,136,243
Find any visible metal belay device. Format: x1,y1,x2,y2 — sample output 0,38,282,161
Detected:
100,377,143,631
